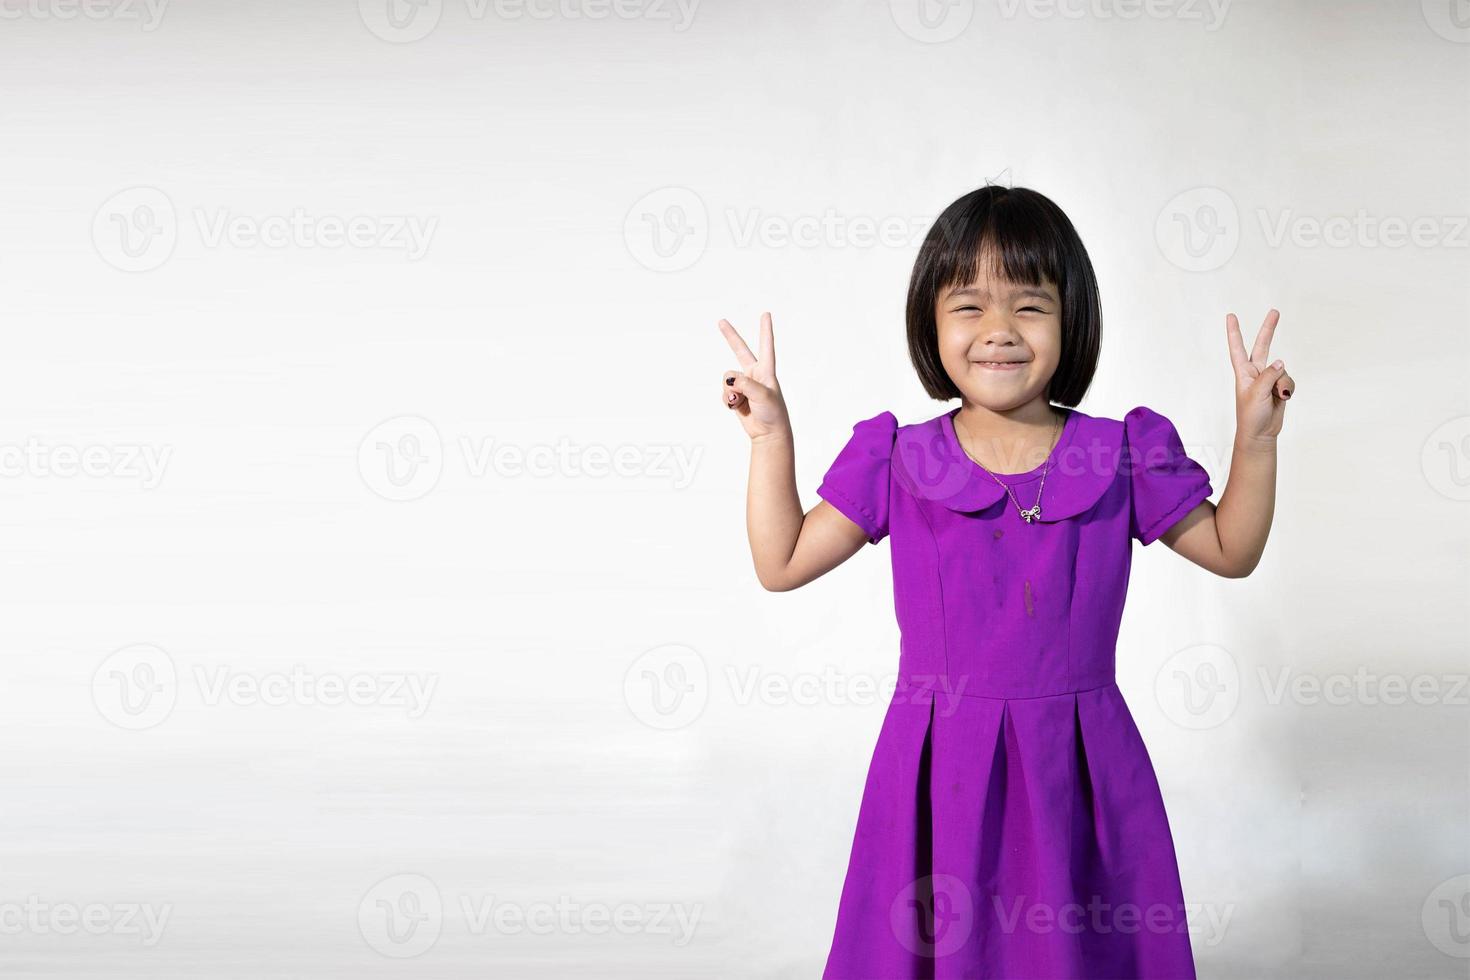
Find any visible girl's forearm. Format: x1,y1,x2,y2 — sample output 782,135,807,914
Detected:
746,430,804,588
1214,432,1277,576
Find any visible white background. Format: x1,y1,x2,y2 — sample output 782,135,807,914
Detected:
0,0,1466,976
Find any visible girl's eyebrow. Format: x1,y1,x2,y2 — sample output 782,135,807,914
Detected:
945,285,1057,302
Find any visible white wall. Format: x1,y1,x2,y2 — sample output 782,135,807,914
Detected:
0,0,1465,976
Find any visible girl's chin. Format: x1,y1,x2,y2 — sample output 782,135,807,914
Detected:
957,386,1045,412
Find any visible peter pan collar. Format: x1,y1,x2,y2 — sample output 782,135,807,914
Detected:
892,406,1123,522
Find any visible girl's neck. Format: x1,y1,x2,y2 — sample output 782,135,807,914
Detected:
954,399,1068,474
956,398,1066,434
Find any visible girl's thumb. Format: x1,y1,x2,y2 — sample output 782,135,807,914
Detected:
1253,360,1287,398
728,371,767,403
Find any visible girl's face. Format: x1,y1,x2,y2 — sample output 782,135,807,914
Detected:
935,261,1062,412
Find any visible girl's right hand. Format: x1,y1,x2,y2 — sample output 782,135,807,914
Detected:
718,312,791,441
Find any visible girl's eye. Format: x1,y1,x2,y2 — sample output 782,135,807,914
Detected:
1019,306,1046,313
955,306,981,313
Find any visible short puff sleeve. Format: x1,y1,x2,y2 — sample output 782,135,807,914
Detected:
816,410,898,545
1123,406,1214,546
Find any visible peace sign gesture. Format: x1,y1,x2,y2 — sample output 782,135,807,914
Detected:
1227,308,1295,441
718,312,792,441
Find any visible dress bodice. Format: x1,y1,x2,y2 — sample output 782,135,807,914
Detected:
816,404,1214,699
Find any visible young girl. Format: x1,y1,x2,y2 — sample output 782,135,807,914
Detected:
717,186,1292,979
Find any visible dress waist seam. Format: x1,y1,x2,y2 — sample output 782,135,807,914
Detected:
895,677,1118,702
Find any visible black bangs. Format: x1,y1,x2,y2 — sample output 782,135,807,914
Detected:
929,191,1065,295
905,185,1102,407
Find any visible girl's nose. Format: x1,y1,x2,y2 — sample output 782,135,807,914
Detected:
981,317,1022,342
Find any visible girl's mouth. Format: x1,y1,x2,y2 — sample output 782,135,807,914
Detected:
975,361,1028,371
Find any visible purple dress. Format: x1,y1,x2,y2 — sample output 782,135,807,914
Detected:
816,404,1212,980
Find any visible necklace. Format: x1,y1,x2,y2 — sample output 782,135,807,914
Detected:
954,409,1064,524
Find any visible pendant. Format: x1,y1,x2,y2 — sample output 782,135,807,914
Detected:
1020,505,1041,523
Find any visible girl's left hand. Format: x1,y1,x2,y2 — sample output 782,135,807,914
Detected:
1227,308,1294,441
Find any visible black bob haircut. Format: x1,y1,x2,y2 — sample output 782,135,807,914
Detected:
905,186,1102,408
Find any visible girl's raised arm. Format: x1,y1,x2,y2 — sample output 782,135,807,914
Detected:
1163,308,1294,576
719,313,871,591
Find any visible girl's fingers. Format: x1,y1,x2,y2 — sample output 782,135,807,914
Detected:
1276,370,1294,400
718,319,758,372
759,312,776,375
729,370,771,404
1252,359,1289,400
722,371,745,409
724,370,771,411
1250,309,1280,369
1225,313,1251,374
